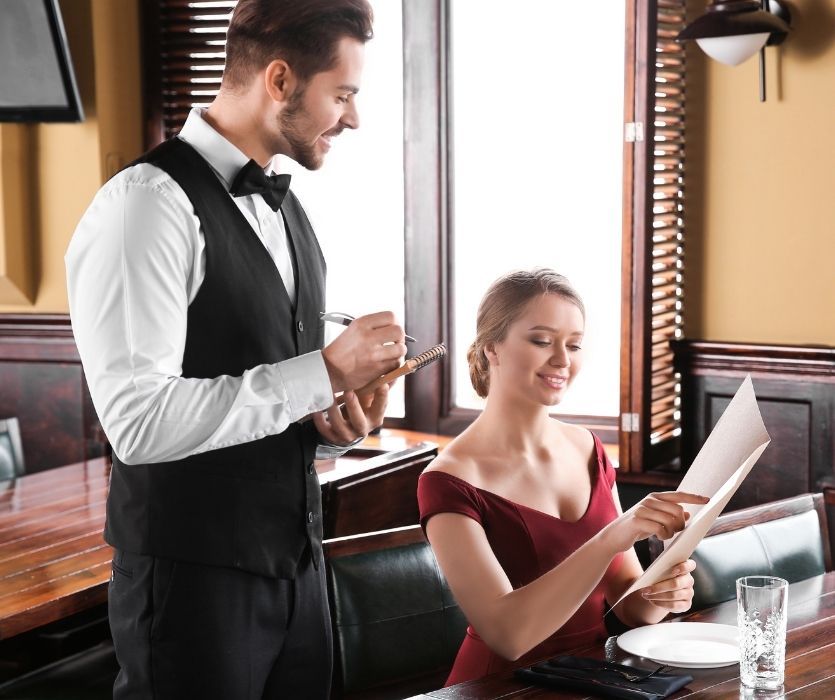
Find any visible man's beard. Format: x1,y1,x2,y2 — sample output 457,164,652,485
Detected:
279,89,323,171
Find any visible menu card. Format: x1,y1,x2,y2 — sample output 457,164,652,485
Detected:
612,374,771,607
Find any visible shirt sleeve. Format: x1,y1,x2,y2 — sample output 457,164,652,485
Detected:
417,472,484,535
66,165,334,465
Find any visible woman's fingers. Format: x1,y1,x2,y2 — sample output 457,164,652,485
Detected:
635,492,709,539
653,492,712,505
641,560,696,609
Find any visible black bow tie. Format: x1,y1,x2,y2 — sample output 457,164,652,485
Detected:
229,159,291,211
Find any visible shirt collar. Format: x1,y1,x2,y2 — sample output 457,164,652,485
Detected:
178,107,258,190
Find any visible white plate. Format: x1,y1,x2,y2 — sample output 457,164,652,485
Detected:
616,622,739,668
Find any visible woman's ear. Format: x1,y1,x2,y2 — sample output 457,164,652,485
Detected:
264,59,297,103
484,341,498,365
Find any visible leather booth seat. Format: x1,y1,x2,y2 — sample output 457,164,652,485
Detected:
0,641,117,700
653,493,832,611
325,525,467,699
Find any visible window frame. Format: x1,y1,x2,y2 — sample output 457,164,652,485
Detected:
140,0,685,473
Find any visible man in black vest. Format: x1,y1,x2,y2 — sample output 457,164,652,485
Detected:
66,1,403,697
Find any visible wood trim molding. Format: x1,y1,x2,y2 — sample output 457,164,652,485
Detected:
323,524,426,560
0,313,79,362
0,126,36,305
673,339,835,380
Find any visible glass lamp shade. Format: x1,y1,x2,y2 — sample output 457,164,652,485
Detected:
696,33,769,65
676,0,790,52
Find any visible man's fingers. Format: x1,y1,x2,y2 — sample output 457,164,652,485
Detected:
363,384,389,429
355,310,397,329
340,391,369,437
311,409,338,443
313,385,391,447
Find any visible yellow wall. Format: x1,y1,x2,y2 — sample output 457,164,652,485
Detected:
684,0,835,345
2,1,833,349
0,0,142,313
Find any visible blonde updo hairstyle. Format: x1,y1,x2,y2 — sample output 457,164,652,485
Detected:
467,268,585,398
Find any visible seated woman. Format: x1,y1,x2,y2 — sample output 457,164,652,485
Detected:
417,269,708,685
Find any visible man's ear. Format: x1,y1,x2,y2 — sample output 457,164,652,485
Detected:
264,59,297,103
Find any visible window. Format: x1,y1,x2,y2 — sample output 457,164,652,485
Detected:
143,0,687,473
448,1,624,420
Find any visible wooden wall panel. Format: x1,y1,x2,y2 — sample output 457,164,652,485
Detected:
0,314,106,473
674,340,835,510
0,362,85,472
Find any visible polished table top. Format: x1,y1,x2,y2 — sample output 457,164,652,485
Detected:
0,457,112,640
0,431,437,640
410,571,835,699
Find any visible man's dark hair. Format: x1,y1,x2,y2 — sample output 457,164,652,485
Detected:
223,0,374,89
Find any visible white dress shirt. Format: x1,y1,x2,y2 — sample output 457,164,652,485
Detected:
66,108,338,465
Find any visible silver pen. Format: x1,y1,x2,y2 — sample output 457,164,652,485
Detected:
320,312,416,343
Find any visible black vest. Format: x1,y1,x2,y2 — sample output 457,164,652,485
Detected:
104,138,327,578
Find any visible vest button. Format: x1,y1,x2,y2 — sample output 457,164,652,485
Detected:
307,511,315,523
307,463,314,475
297,320,304,332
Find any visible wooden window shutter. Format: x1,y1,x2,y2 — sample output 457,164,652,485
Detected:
142,1,235,148
620,0,685,476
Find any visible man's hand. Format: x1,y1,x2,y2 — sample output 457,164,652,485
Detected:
312,384,389,447
321,311,406,393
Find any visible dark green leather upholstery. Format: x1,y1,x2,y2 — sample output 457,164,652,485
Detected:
327,535,467,696
0,642,117,699
691,508,827,609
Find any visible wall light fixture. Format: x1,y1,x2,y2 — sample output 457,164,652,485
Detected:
676,0,791,101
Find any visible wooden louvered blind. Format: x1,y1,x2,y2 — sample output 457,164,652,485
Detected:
650,0,685,447
143,0,236,147
620,0,686,475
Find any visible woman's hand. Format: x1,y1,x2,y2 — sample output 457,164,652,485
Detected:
600,491,709,555
640,559,697,613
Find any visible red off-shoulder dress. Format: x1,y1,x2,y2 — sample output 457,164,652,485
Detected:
417,432,623,686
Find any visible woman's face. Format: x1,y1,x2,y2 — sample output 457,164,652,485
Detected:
487,293,585,406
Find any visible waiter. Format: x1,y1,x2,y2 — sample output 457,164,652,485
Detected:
65,1,402,698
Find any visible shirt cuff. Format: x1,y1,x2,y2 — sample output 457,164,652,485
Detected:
276,350,334,418
315,436,364,460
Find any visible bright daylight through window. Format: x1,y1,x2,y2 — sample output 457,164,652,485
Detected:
450,0,625,419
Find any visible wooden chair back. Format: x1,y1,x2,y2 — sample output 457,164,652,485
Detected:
321,443,437,538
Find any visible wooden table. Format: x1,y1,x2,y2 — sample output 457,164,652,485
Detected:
410,571,835,699
0,430,438,641
0,457,112,640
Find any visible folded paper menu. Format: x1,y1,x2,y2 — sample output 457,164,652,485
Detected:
613,375,771,607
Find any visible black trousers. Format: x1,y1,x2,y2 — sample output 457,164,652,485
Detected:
109,546,332,699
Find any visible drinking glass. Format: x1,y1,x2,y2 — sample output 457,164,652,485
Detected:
736,576,788,689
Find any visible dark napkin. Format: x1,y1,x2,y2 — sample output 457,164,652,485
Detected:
514,655,693,700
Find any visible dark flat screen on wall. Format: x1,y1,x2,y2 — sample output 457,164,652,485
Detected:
0,0,84,122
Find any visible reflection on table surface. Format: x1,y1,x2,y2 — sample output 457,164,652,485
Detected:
0,431,441,639
408,571,835,699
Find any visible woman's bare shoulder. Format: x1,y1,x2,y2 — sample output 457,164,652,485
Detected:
552,419,596,455
422,436,480,482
